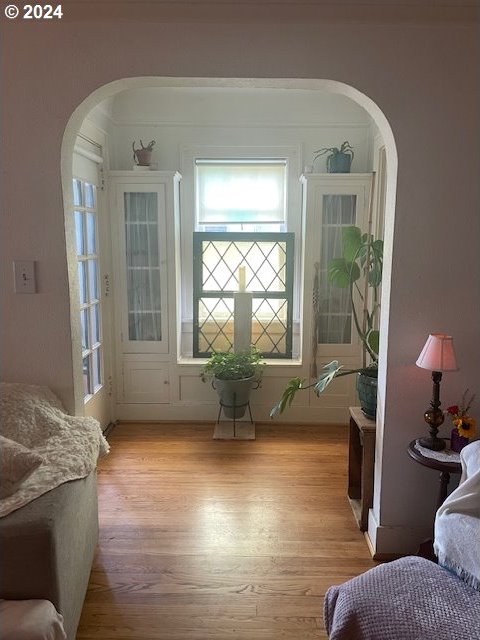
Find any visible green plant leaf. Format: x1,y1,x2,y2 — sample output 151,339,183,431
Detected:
270,377,304,417
371,240,384,258
368,266,382,287
201,347,265,381
342,226,362,263
313,360,343,395
366,330,380,358
328,258,360,288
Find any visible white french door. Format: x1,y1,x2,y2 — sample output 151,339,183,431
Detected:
73,151,113,428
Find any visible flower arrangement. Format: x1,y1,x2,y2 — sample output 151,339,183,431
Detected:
447,390,476,440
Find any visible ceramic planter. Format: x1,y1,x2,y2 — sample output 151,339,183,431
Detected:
327,152,353,173
213,376,256,419
356,371,378,420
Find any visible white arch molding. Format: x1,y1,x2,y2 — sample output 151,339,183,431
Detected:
61,77,398,550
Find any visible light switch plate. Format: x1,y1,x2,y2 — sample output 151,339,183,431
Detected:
13,261,36,293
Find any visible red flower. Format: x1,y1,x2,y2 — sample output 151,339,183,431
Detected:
447,405,459,415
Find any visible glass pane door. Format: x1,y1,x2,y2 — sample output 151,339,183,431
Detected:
124,192,162,342
118,185,168,354
73,177,103,400
317,195,357,344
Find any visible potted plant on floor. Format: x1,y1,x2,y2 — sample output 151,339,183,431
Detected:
201,347,265,419
271,225,383,419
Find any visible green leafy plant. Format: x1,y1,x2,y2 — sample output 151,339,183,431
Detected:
201,347,265,382
313,141,354,171
271,226,383,417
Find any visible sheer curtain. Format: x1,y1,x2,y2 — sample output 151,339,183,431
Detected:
124,193,161,341
317,195,356,344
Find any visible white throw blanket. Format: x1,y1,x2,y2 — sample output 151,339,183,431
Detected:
434,439,480,590
0,382,109,518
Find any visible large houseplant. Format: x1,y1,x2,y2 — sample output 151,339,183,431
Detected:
201,347,265,419
271,226,383,419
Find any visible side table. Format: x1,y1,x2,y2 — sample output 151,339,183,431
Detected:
407,439,461,509
348,407,376,531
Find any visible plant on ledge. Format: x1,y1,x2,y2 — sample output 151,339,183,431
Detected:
313,141,354,173
271,225,383,419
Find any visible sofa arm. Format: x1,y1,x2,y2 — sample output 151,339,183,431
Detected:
0,472,98,640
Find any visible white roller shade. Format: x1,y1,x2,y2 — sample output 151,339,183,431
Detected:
196,160,286,224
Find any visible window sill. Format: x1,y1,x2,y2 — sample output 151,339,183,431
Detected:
177,356,302,367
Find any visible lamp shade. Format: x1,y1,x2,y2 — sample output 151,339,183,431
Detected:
416,333,458,372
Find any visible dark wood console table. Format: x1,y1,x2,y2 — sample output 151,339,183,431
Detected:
407,439,461,509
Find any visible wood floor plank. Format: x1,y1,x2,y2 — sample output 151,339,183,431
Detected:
77,422,376,639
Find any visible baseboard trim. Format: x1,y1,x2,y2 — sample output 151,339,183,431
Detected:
102,421,118,438
364,530,403,562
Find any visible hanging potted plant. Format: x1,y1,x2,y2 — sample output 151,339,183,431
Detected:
201,347,265,419
271,226,383,420
313,141,354,173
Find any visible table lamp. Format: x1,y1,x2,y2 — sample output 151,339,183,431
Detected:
416,333,458,451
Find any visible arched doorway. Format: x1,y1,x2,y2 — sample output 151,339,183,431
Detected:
62,78,397,432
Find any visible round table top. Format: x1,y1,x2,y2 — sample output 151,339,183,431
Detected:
407,439,462,474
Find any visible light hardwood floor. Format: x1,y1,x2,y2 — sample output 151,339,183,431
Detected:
77,422,377,639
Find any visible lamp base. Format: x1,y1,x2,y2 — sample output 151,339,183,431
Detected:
418,435,446,451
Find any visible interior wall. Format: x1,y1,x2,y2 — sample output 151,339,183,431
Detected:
103,87,373,172
2,8,479,555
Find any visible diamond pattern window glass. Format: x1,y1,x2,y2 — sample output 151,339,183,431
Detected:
193,232,294,358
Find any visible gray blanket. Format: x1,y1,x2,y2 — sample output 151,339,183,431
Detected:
324,556,480,639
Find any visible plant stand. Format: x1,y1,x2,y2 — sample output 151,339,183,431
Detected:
213,392,256,440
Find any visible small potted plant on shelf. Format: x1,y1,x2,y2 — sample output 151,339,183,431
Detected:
132,139,156,167
446,391,476,452
271,225,383,419
201,347,265,419
313,141,354,173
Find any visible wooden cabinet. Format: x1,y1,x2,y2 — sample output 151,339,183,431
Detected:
348,406,376,531
109,171,181,404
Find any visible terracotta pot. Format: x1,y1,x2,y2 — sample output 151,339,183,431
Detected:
134,149,152,166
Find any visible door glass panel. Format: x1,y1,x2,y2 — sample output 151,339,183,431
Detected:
128,312,162,342
125,192,157,223
124,192,162,342
88,260,98,301
75,212,84,255
91,304,100,345
125,222,159,268
83,356,91,396
73,179,83,206
92,348,101,389
80,308,89,351
85,183,95,209
86,212,96,254
78,262,87,304
317,195,357,345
